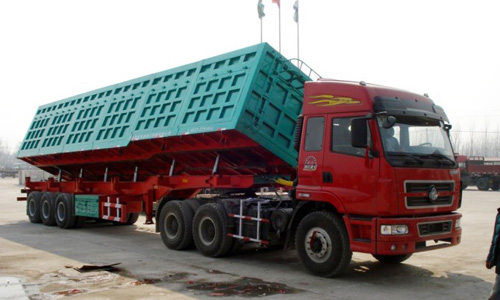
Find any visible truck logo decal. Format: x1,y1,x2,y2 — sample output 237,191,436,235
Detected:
303,156,318,171
309,95,361,107
428,185,439,202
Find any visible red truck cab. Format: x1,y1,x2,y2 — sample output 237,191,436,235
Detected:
294,79,461,272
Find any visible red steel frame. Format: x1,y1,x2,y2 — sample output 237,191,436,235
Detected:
19,174,259,224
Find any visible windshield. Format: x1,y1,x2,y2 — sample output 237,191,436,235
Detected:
378,116,456,168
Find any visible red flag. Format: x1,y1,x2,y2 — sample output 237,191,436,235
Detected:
272,0,280,8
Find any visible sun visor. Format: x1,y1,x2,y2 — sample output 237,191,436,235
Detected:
374,96,449,123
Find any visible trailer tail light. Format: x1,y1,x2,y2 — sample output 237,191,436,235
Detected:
380,224,408,235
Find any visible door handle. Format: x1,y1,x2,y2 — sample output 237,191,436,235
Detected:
323,172,333,183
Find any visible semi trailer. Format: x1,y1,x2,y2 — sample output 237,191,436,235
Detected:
456,155,500,190
18,43,462,277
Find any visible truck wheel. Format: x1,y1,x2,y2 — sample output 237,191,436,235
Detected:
184,199,201,214
40,192,57,226
159,200,194,250
295,211,352,277
27,192,42,223
55,193,77,229
113,213,140,226
492,182,500,191
373,254,412,264
192,203,233,257
125,213,140,225
477,178,490,191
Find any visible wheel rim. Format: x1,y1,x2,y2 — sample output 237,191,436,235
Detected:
304,227,332,263
57,202,66,222
199,216,216,246
42,200,50,219
165,212,179,239
478,179,489,190
28,199,36,217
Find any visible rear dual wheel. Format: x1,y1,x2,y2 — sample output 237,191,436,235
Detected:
40,192,57,226
192,203,233,257
27,192,42,223
55,193,85,229
159,200,194,250
158,200,239,257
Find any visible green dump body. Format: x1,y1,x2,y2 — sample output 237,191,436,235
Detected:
18,43,309,180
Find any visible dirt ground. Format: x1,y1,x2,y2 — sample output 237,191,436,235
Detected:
0,177,497,299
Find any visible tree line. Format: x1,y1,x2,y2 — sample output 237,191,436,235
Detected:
450,122,500,158
0,138,19,170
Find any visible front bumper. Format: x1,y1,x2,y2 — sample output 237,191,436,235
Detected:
375,212,462,255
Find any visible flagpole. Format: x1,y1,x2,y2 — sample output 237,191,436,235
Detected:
258,0,265,44
261,18,263,43
296,0,299,64
294,0,299,66
278,5,281,52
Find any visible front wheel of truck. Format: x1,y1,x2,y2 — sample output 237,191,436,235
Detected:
295,211,352,277
373,254,412,264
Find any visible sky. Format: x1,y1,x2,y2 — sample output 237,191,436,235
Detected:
0,0,499,153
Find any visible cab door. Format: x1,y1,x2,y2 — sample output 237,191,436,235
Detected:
322,114,380,214
297,115,326,197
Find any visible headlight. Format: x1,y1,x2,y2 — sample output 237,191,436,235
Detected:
381,224,409,235
455,219,461,229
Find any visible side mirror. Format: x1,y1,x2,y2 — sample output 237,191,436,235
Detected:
351,118,368,148
382,116,397,128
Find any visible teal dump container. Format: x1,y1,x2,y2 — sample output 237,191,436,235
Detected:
18,43,310,167
75,195,100,218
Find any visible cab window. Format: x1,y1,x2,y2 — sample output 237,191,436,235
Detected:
331,117,369,157
304,117,324,151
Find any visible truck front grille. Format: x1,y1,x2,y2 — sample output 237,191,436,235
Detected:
405,181,454,209
406,195,453,207
418,221,452,237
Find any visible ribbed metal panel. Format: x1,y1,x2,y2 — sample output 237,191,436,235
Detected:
18,43,309,167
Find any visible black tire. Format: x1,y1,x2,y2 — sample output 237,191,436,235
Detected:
55,193,77,229
373,254,412,264
192,203,233,257
492,182,500,191
184,199,201,214
125,213,140,225
27,192,42,223
113,213,140,226
477,178,490,191
159,200,194,250
295,211,352,277
40,192,57,226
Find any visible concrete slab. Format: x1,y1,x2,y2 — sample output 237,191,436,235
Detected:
0,277,29,300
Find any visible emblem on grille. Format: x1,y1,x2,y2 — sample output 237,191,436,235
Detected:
428,185,439,202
